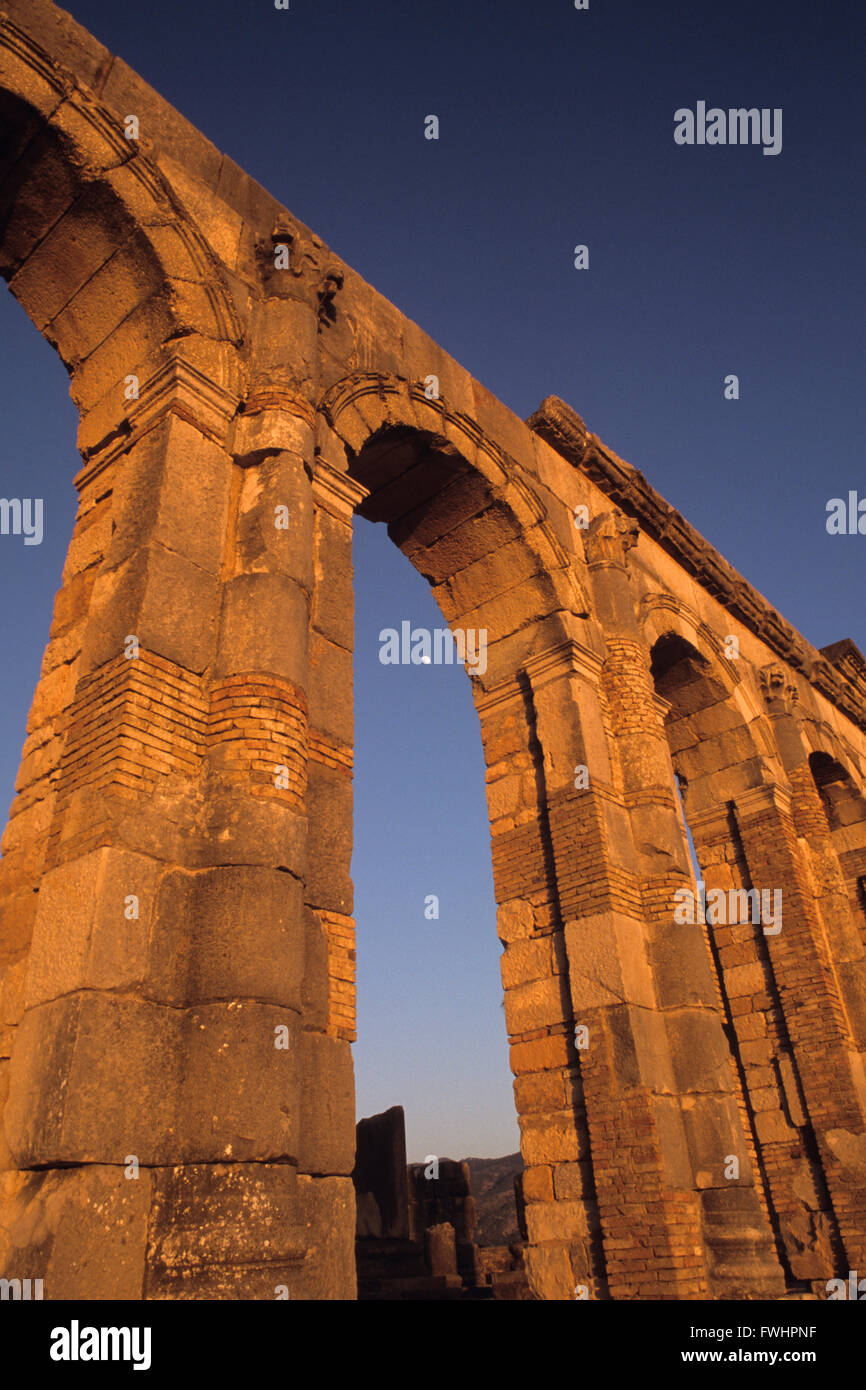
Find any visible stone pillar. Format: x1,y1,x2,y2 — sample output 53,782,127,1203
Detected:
1,367,239,1296
570,510,782,1298
781,760,866,1057
0,438,119,1179
354,1106,409,1240
685,795,843,1289
475,660,604,1301
0,380,357,1299
196,394,357,1299
725,665,866,1275
306,430,367,1056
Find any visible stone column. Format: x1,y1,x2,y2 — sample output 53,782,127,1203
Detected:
476,653,604,1301
174,393,357,1300
1,360,242,1297
685,796,840,1290
0,436,119,1178
572,510,782,1299
0,378,358,1299
777,744,866,1058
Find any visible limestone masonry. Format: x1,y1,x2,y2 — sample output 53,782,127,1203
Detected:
1,0,865,1300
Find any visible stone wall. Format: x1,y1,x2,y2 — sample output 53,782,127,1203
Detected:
0,0,864,1301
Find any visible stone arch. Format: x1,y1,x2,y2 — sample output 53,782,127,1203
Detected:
641,599,866,1290
807,748,866,830
320,371,590,675
640,597,776,820
0,16,243,433
315,372,606,1298
799,721,866,835
633,607,795,1288
799,736,866,956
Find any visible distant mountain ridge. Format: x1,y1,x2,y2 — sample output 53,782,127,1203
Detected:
462,1152,523,1247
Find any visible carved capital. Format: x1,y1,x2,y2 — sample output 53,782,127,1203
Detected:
74,355,240,489
312,459,370,520
732,781,795,824
522,638,605,691
316,266,344,328
584,509,639,568
261,222,344,329
759,662,799,715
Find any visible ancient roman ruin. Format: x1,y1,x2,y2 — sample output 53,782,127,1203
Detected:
1,0,865,1300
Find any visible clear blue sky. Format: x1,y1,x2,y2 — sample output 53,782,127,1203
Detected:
0,0,863,1161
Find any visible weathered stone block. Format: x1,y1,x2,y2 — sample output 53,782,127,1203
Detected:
5,993,181,1166
146,1165,355,1299
307,634,352,744
681,1094,755,1185
514,1068,567,1114
233,452,314,591
566,913,656,1011
667,1010,741,1095
519,1111,585,1165
510,1032,572,1076
603,1001,678,1094
312,508,353,650
215,573,309,685
148,865,305,1008
552,1161,590,1202
24,848,161,1008
496,899,534,945
500,936,553,990
195,789,307,876
526,1198,589,1244
486,773,525,822
80,544,221,675
293,1175,356,1300
725,962,766,999
0,1166,151,1300
106,417,232,577
176,1001,300,1162
522,1165,554,1203
301,907,330,1030
297,1031,355,1175
504,974,569,1035
648,921,719,1009
305,764,353,914
524,1241,575,1301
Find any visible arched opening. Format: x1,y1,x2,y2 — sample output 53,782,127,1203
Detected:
350,513,524,1296
338,416,579,1298
808,750,866,943
1,87,169,398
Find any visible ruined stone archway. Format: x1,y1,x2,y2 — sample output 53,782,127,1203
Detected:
1,0,865,1302
645,609,866,1291
317,379,606,1299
